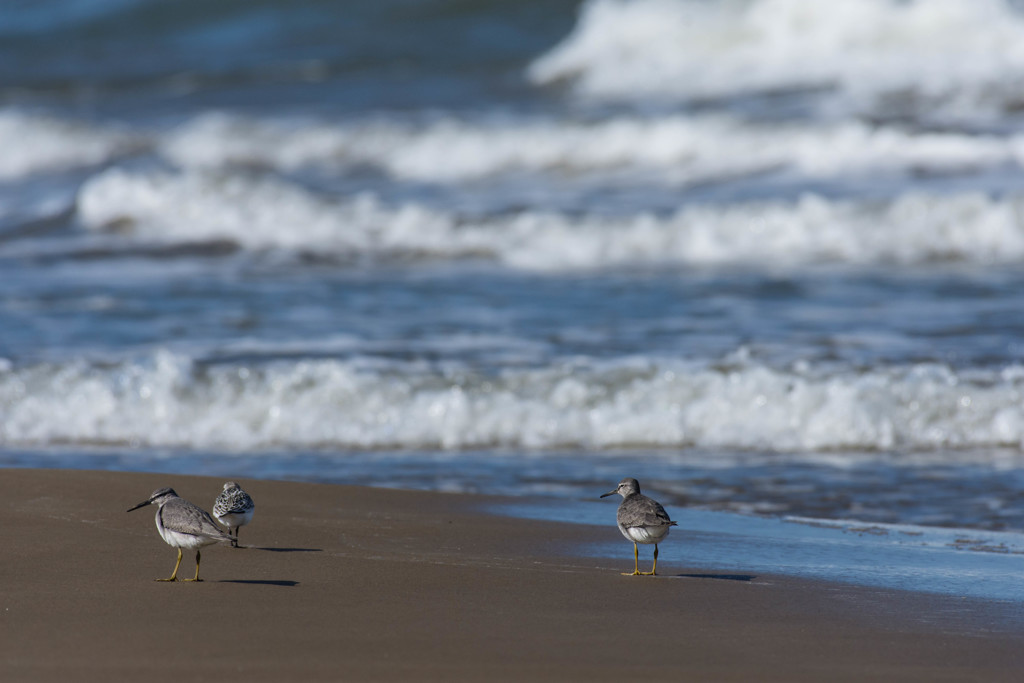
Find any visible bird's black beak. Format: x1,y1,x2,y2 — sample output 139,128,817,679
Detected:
600,490,617,498
126,499,151,512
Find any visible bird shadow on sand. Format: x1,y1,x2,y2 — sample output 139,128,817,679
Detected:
249,547,323,553
676,573,757,582
218,579,300,587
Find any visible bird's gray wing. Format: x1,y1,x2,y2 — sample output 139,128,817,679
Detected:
161,500,232,540
228,492,254,514
215,490,254,515
213,492,231,515
642,500,676,527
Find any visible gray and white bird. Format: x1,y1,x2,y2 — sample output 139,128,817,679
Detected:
127,487,233,582
212,481,255,548
601,478,677,576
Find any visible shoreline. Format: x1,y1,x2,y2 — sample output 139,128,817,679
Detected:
2,468,1022,682
6,445,1024,534
494,498,1024,607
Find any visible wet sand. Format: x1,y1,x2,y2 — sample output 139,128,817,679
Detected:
1,468,1021,682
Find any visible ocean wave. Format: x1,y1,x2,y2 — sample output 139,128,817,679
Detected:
2,350,1023,452
3,107,1020,188
0,110,139,181
77,167,1024,268
529,0,1024,120
158,111,1022,182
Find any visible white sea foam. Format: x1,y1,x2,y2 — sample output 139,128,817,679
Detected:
78,168,391,251
158,111,1024,183
0,110,138,181
76,168,1024,268
529,0,1024,120
2,350,1023,452
76,168,499,259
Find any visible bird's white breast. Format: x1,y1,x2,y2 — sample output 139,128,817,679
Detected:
159,526,221,550
215,509,253,528
619,523,671,545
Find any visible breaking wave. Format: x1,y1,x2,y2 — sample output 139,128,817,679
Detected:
5,106,1022,188
529,0,1024,121
77,167,1024,269
0,110,139,181
1,350,1023,452
158,111,1024,182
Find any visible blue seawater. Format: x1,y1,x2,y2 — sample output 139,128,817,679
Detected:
5,0,1024,534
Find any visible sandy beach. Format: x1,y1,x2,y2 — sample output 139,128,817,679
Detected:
1,467,1021,682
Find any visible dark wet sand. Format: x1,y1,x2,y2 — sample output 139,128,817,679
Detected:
1,468,1021,682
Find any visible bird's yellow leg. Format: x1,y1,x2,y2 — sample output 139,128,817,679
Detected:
184,550,203,582
621,542,641,576
640,544,658,576
157,548,183,582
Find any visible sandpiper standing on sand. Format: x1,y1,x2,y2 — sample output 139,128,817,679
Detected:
213,481,255,548
601,478,677,576
127,487,233,581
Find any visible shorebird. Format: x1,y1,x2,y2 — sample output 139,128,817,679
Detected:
213,481,255,548
601,478,677,576
127,487,232,581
